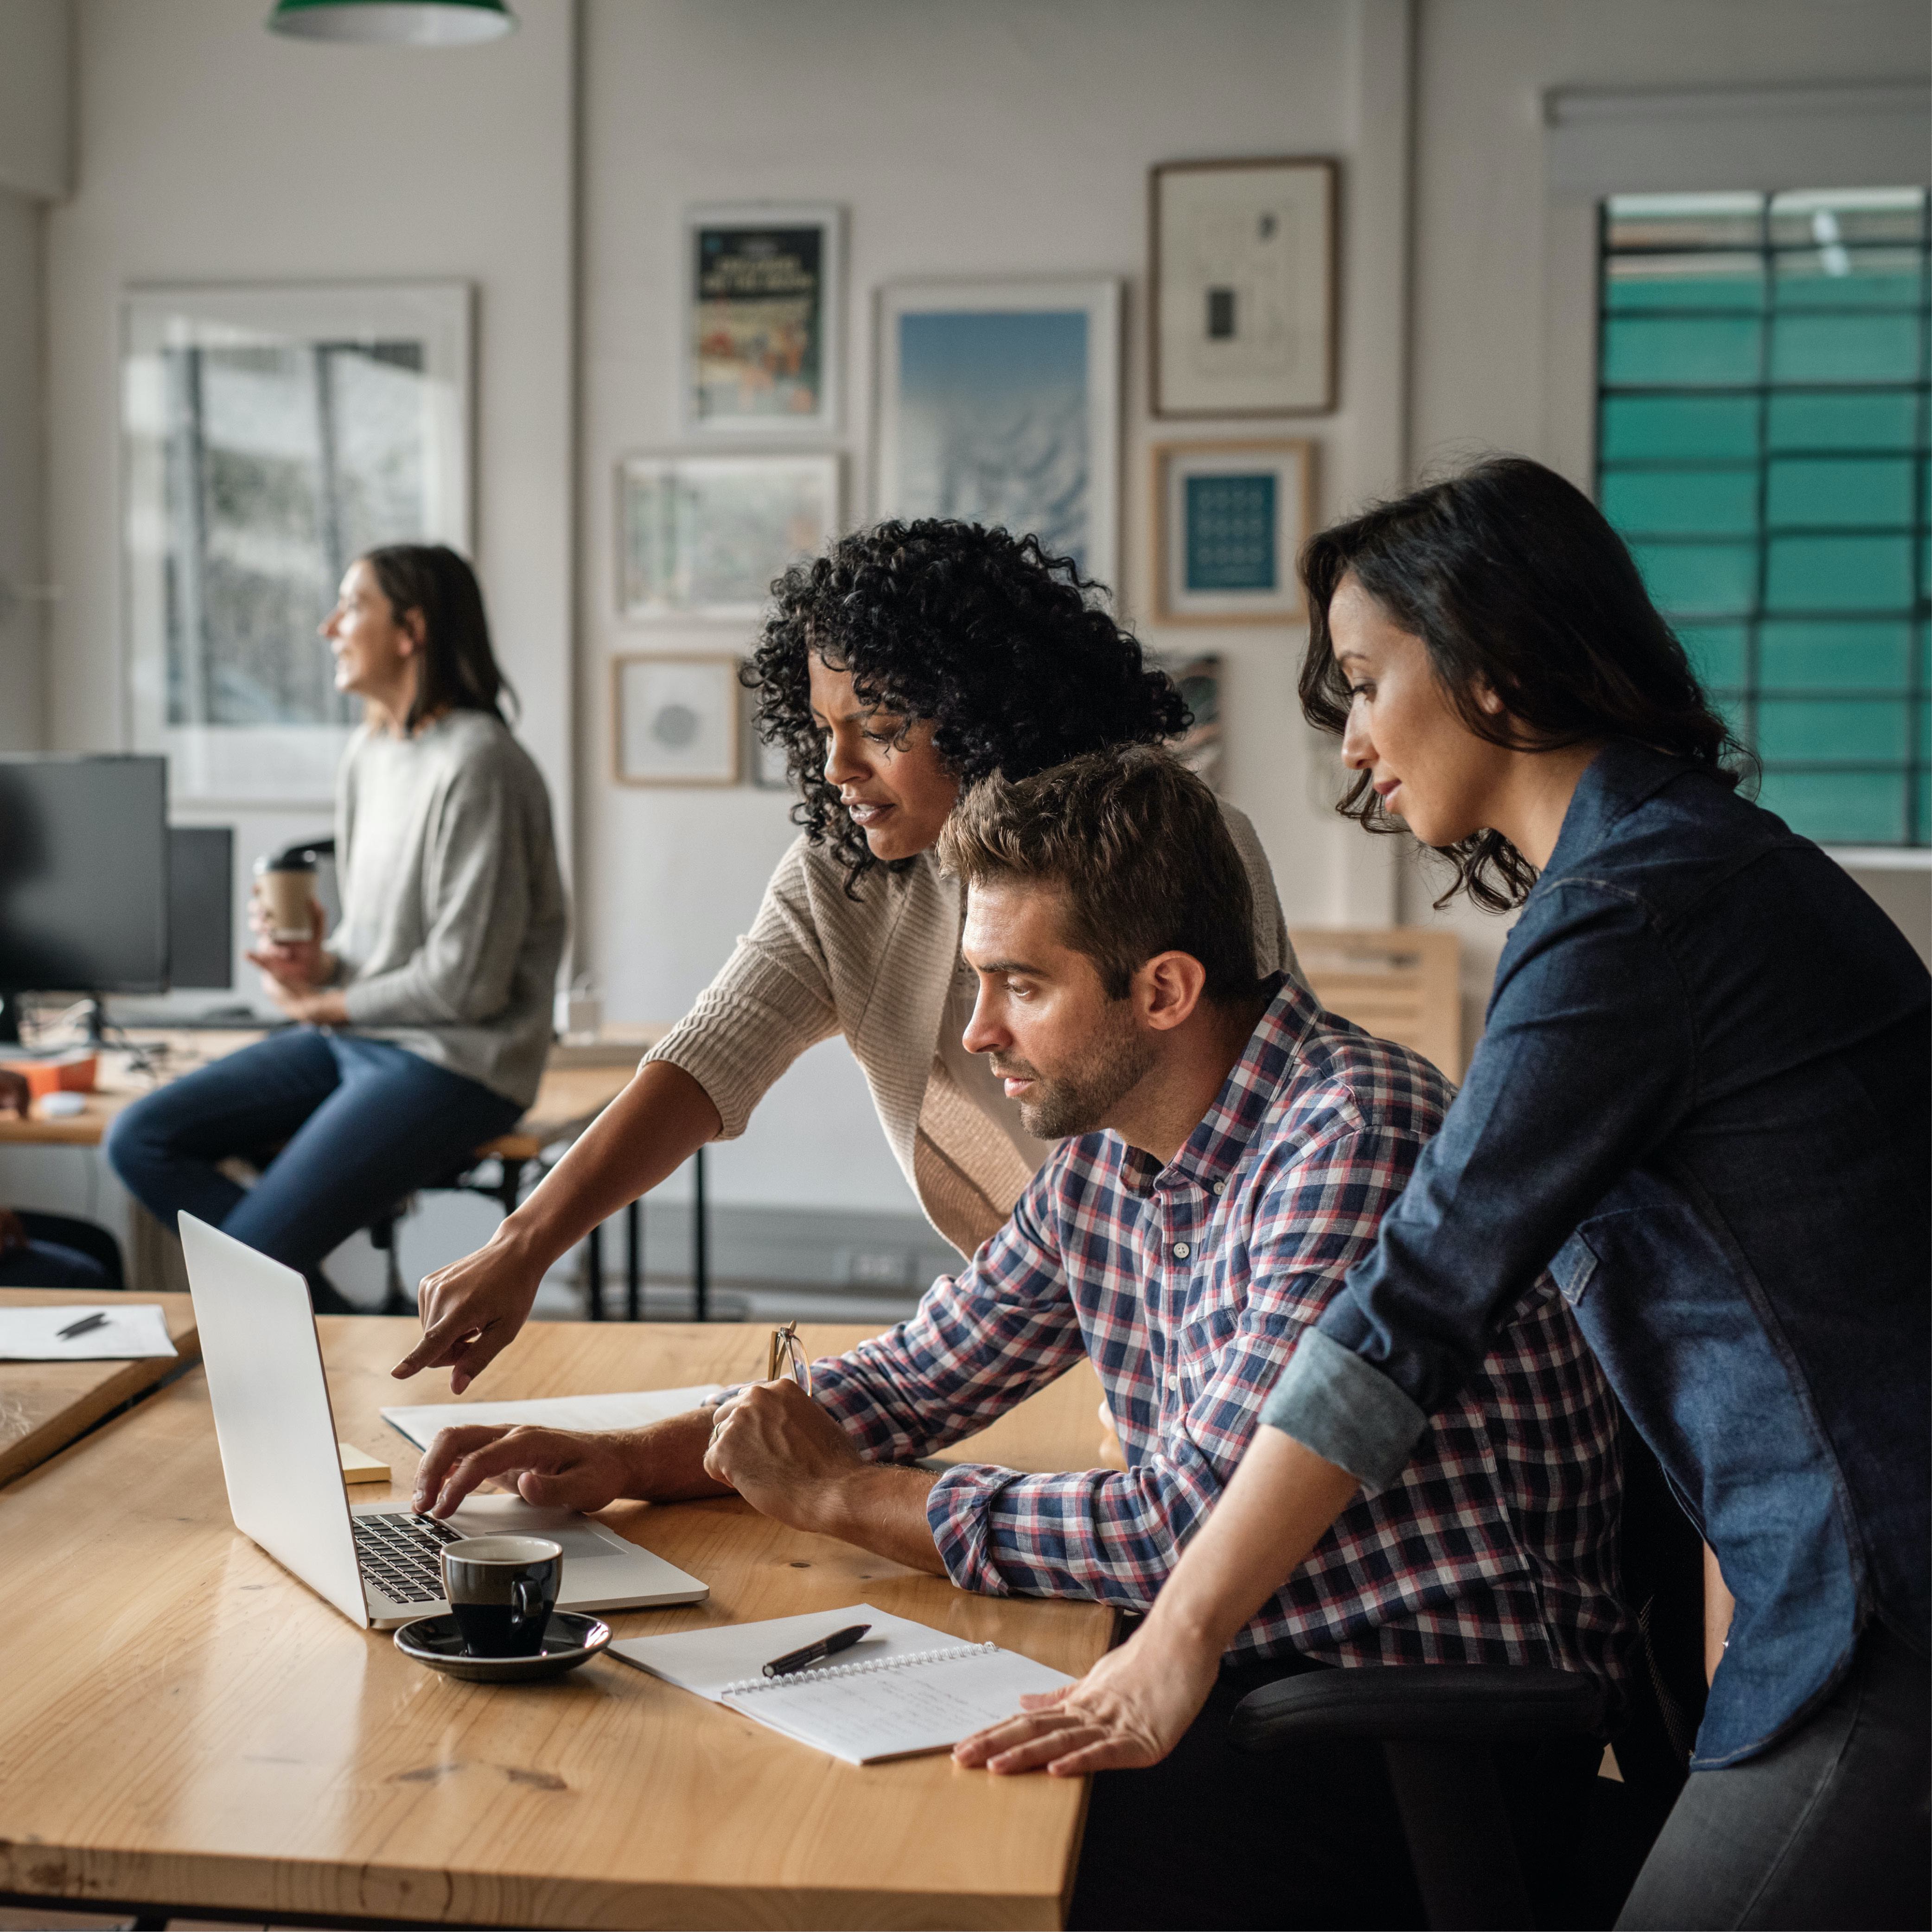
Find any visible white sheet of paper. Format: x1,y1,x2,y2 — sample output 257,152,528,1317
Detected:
608,1602,1075,1765
379,1383,723,1449
0,1302,178,1361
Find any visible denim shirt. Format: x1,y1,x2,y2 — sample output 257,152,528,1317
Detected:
1260,740,1930,1767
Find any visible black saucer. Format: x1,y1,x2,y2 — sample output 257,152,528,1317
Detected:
394,1610,612,1683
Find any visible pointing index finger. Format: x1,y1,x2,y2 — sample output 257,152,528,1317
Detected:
390,1317,486,1381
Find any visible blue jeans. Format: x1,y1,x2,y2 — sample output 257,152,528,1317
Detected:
0,1241,110,1288
107,1030,524,1309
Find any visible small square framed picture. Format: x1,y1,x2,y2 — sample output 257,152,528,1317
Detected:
1153,441,1313,625
613,655,741,786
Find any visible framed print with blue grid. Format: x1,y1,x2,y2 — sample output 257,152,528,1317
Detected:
1154,440,1312,624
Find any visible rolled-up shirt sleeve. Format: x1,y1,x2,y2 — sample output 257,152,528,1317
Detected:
1262,881,1696,1482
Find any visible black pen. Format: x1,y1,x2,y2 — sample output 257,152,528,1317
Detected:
762,1622,871,1678
56,1311,110,1341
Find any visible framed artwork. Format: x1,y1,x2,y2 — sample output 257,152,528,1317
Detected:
683,203,843,436
121,281,472,805
1151,159,1337,417
1153,440,1313,625
874,278,1121,592
619,453,841,622
1151,651,1224,792
613,655,741,786
747,715,793,790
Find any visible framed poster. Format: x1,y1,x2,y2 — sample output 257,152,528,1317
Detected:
874,278,1121,592
1151,159,1336,417
683,203,842,436
613,655,741,786
619,453,841,622
1153,440,1313,624
1150,650,1224,792
122,281,472,806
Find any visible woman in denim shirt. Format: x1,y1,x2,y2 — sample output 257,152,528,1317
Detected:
961,458,1929,1929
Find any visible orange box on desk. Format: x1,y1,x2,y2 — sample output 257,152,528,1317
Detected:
0,1051,97,1097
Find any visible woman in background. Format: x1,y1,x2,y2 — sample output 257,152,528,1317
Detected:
959,459,1930,1931
394,519,1294,1391
109,545,567,1313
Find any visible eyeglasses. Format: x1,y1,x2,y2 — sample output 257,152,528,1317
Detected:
766,1321,813,1397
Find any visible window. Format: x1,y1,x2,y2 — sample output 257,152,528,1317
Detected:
122,283,470,806
1597,189,1930,849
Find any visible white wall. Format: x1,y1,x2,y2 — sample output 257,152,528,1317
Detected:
0,187,46,750
0,0,69,751
576,0,1414,1214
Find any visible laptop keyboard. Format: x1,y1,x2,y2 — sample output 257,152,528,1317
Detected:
352,1511,464,1605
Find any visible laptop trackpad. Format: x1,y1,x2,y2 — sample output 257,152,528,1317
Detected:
443,1493,623,1560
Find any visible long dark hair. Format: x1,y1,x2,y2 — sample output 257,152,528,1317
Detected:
1299,456,1752,912
361,543,516,733
743,520,1188,894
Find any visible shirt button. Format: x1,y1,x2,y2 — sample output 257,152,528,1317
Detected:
1166,1371,1179,1390
1173,1241,1190,1258
1212,1180,1225,1196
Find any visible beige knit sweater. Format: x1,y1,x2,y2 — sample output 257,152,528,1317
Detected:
646,803,1296,1258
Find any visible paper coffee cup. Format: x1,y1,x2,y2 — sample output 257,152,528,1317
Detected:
254,856,316,944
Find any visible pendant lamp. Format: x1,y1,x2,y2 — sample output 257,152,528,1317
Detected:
268,0,516,44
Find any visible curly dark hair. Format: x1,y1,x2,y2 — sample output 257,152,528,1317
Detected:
743,520,1189,893
1299,456,1753,913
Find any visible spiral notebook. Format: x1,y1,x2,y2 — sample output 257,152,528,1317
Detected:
608,1603,1074,1765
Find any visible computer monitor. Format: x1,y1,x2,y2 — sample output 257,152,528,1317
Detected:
168,826,234,993
0,754,170,1043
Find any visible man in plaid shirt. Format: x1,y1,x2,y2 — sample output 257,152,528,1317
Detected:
417,747,1624,1925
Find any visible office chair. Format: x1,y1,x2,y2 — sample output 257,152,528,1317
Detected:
1229,1414,1706,1930
14,1210,126,1287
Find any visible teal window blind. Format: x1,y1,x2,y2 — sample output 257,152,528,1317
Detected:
1598,188,1931,848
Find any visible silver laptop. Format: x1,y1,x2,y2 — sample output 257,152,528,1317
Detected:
179,1212,708,1629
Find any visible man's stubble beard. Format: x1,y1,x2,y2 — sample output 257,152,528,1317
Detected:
997,1004,1156,1140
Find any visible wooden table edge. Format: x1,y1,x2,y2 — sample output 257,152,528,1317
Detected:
0,1849,1073,1930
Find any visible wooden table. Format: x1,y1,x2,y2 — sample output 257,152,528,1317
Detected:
0,1032,655,1156
0,1029,672,1307
0,1285,198,1487
0,1320,1115,1928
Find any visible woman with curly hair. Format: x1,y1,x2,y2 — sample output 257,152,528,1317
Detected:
395,520,1292,1390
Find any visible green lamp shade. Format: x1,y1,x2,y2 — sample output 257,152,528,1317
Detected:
268,0,516,44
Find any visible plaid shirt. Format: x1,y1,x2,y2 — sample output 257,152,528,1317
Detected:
811,978,1628,1681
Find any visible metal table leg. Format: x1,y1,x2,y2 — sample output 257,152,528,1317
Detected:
692,1144,709,1322
625,1198,642,1322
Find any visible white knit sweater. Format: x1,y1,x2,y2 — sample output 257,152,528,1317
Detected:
646,804,1296,1257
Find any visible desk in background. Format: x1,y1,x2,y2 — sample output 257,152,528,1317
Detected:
0,1285,198,1487
0,1318,1113,1928
0,1025,707,1316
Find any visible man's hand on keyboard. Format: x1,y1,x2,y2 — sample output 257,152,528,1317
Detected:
413,1423,636,1518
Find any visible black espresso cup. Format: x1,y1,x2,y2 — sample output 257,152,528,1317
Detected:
440,1535,563,1657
